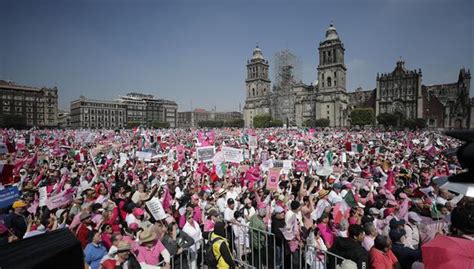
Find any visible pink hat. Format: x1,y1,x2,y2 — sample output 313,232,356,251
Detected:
129,223,139,230
191,194,199,201
257,202,267,209
133,208,145,216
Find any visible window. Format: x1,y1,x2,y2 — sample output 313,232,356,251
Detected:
327,105,330,109
15,107,22,112
3,100,9,106
327,77,332,87
3,106,10,112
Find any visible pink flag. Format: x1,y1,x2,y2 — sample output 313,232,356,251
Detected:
384,170,396,193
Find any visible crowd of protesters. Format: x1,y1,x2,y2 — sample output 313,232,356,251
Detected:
0,127,473,269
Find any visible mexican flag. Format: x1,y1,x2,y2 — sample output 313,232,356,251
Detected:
344,190,357,208
345,142,363,153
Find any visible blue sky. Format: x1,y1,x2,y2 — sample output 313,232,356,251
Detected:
1,0,472,111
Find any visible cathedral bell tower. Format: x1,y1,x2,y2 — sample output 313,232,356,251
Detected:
317,24,347,93
243,45,272,128
246,45,271,98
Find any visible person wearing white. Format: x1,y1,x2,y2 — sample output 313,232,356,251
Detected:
404,212,421,249
182,212,202,269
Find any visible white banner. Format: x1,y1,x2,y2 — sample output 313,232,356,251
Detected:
39,186,48,207
75,131,95,144
135,151,152,161
248,135,257,149
222,146,244,163
119,153,128,168
196,146,216,162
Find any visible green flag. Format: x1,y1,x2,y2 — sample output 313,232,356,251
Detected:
344,190,357,208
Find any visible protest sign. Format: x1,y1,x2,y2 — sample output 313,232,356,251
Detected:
197,146,216,162
222,147,244,163
260,159,274,172
46,189,75,210
248,135,257,149
266,168,281,191
118,153,128,168
145,197,167,221
352,178,367,189
282,160,293,174
0,186,20,208
212,151,225,166
295,161,308,172
75,131,95,144
273,160,284,168
39,186,48,207
135,151,153,161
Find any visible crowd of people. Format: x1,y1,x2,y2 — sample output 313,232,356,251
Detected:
0,127,473,269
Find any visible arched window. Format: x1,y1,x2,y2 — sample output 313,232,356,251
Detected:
327,77,332,87
252,88,255,97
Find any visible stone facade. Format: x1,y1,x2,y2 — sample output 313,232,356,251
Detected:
375,60,423,124
349,62,472,128
117,93,178,128
70,97,127,128
0,80,58,127
243,24,349,128
178,109,242,128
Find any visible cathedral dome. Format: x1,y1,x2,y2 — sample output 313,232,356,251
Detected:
252,45,264,60
325,24,339,41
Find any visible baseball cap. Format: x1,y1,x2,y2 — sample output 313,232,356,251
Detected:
12,200,27,209
274,206,284,214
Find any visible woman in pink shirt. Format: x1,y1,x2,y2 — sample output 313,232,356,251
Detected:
317,212,335,248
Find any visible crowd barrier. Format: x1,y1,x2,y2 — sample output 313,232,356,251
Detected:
153,221,347,269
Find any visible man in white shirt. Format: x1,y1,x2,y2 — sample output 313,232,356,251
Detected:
405,212,421,249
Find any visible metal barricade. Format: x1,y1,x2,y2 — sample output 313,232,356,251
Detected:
153,223,348,269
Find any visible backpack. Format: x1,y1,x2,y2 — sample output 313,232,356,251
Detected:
205,233,224,268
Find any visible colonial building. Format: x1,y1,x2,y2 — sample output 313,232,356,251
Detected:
0,80,58,127
57,110,71,128
243,24,349,128
70,96,127,128
117,93,178,128
350,61,472,128
178,109,242,128
375,60,424,124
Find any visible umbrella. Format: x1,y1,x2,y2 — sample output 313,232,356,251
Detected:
421,235,474,269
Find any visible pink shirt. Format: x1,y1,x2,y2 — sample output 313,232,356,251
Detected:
204,219,215,232
317,223,334,248
134,240,166,265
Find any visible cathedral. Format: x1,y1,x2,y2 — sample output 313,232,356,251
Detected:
243,24,473,129
243,24,349,128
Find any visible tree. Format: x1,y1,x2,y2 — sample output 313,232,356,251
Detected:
0,114,27,129
253,115,283,128
350,108,375,126
377,113,398,127
304,118,330,127
126,121,142,129
198,120,224,128
150,121,170,129
403,118,426,130
224,119,244,128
